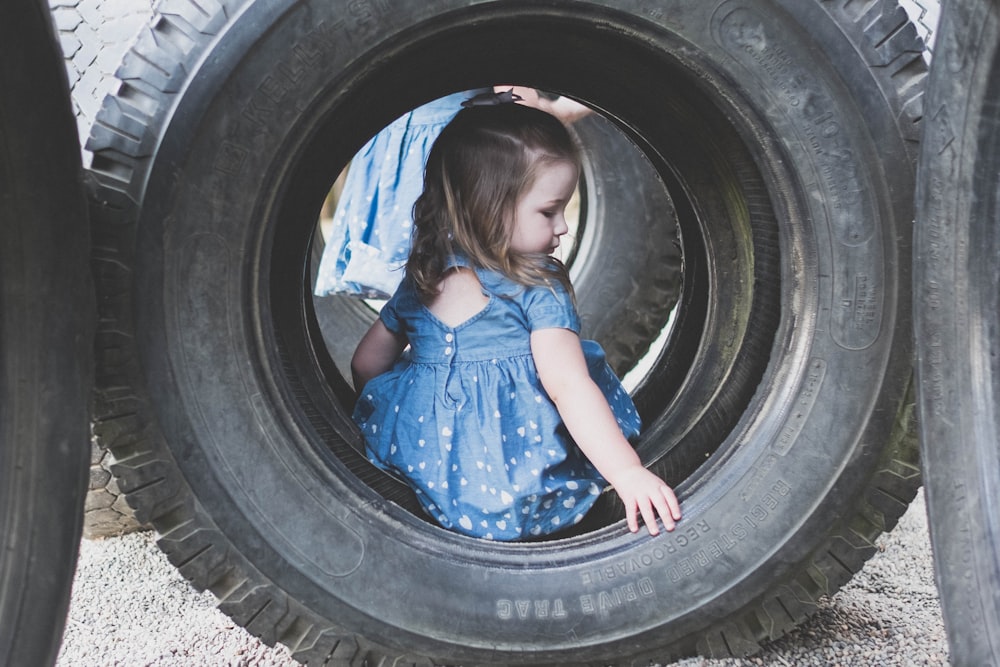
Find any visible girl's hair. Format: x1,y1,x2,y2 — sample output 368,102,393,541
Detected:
407,103,582,302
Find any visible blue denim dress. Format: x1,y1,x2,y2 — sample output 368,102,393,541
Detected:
353,257,641,540
314,91,486,298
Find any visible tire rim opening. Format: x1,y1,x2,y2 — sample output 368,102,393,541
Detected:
264,14,781,540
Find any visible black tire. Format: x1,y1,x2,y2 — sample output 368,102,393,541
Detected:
88,1,923,663
50,0,152,538
0,1,93,664
914,0,1000,663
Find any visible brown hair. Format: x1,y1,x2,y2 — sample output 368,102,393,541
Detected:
407,103,581,302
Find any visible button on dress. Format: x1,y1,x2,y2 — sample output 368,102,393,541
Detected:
353,257,641,540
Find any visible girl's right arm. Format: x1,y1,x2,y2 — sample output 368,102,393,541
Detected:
351,320,408,391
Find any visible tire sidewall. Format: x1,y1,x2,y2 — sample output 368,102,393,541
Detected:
0,0,92,662
128,0,913,661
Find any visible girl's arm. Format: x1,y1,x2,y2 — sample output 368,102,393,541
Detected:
531,327,681,535
351,319,408,391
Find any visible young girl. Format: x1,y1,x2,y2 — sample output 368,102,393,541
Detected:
351,100,681,540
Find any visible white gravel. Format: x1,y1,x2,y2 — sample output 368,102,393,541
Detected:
56,489,948,666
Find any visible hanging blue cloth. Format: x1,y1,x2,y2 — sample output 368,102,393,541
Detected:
314,91,486,298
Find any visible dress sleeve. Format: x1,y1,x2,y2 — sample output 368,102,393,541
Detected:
378,279,407,334
522,282,581,333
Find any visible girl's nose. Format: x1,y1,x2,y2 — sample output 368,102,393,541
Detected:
554,215,569,236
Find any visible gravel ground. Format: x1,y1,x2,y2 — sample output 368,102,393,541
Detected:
56,489,948,667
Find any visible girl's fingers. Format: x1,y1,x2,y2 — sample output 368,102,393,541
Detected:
651,495,675,532
638,498,660,536
626,503,639,533
662,486,682,521
622,484,682,536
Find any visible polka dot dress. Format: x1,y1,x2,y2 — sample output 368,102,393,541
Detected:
353,256,641,540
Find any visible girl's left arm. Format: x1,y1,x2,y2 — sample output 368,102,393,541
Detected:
351,319,408,391
531,327,681,535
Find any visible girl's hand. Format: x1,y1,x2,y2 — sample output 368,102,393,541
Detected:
493,86,593,125
610,466,681,536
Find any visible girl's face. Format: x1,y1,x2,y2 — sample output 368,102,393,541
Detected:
510,160,577,255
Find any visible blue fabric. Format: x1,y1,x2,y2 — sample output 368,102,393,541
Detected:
353,257,641,540
314,91,486,298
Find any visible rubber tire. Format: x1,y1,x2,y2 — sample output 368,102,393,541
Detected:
50,0,153,538
0,1,93,664
914,0,1000,662
87,1,923,663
